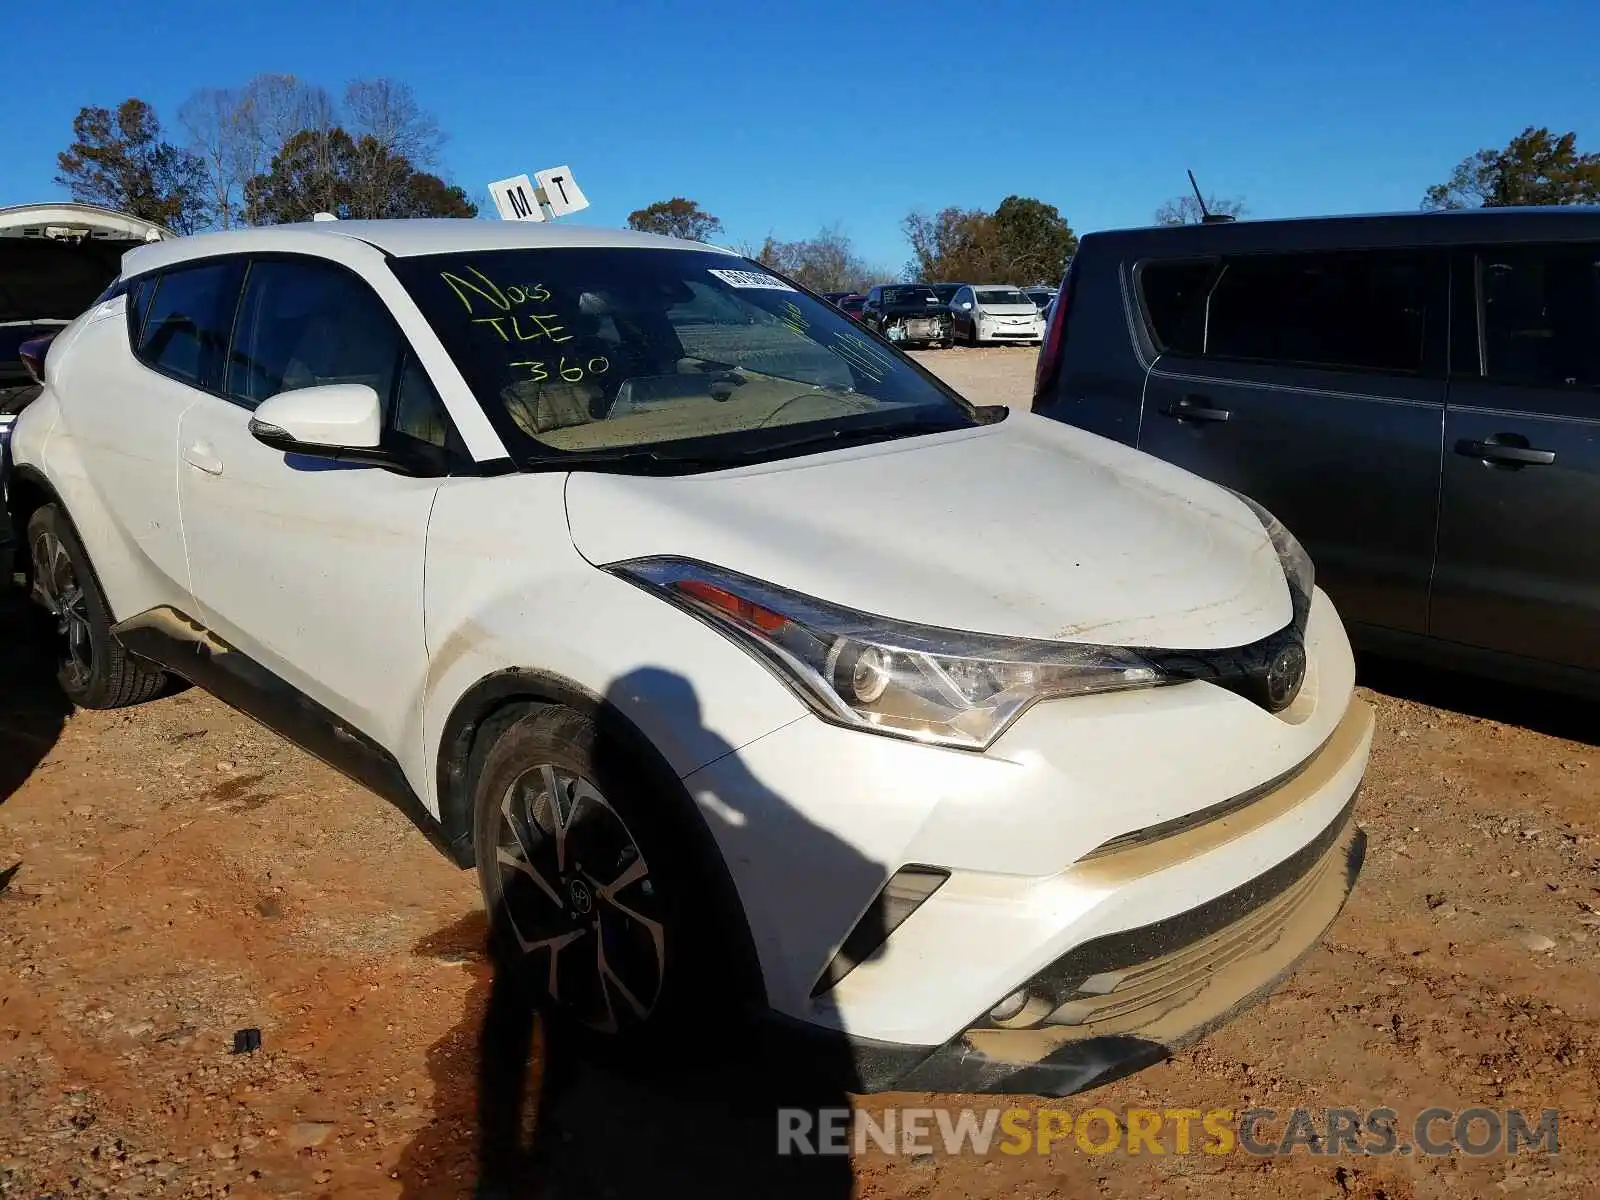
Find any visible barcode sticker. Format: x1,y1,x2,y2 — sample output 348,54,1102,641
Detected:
709,268,795,291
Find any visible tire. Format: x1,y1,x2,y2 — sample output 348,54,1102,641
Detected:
966,322,981,347
26,505,167,709
471,704,746,1064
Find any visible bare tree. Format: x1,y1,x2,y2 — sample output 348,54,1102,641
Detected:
234,74,335,223
1154,193,1247,225
178,87,249,228
752,223,880,292
344,78,444,166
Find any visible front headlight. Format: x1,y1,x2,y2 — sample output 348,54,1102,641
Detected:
1227,491,1314,615
610,559,1171,750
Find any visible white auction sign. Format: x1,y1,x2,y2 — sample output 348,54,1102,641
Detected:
534,166,589,216
488,174,546,222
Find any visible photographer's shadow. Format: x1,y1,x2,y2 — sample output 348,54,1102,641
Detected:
398,667,890,1198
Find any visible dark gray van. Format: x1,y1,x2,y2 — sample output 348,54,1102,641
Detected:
1032,209,1600,698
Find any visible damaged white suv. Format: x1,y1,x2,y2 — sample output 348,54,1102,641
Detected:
5,219,1372,1094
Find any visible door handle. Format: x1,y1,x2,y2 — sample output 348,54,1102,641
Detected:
183,442,224,475
1455,436,1555,468
1161,395,1231,423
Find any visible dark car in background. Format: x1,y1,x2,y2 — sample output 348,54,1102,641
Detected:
859,284,953,348
1032,208,1600,698
1,203,174,584
822,290,866,319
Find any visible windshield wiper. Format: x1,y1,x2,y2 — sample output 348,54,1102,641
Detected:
524,415,976,474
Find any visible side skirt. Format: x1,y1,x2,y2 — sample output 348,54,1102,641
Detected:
112,606,472,868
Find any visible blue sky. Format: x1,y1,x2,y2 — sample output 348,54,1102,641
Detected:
5,0,1597,270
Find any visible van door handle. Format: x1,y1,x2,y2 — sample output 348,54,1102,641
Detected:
1162,395,1231,423
183,442,224,475
1456,437,1555,467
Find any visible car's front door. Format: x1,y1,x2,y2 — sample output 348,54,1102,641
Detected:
863,287,882,330
1432,242,1600,673
176,255,466,755
1137,248,1449,637
952,287,975,339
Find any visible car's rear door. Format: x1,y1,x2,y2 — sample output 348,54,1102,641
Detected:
65,258,243,617
1136,248,1449,637
176,254,466,756
1431,241,1600,674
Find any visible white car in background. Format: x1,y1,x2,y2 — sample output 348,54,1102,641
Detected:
5,219,1371,1095
949,283,1046,346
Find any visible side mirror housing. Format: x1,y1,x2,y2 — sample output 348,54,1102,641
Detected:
249,384,382,455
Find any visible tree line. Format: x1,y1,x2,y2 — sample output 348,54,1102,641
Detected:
54,74,477,233
626,195,1082,291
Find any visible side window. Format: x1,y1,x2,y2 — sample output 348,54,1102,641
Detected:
125,275,157,346
1138,259,1215,356
1205,251,1436,373
135,260,242,388
226,258,401,409
1481,244,1600,390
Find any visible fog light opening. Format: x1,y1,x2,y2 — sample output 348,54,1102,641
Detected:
988,989,1030,1023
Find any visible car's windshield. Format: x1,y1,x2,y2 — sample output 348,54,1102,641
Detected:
977,288,1032,306
394,248,975,464
881,286,941,306
928,284,961,303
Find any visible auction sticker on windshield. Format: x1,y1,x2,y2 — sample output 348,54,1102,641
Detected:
708,268,795,291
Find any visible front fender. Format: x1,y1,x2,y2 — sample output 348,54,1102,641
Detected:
419,474,810,824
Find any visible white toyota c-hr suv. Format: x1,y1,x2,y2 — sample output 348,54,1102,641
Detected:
5,219,1372,1095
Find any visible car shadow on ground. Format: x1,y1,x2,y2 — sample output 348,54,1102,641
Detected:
0,590,70,807
1357,652,1600,747
395,667,886,1199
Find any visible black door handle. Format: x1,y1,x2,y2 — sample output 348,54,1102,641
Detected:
1456,436,1556,467
1162,395,1231,423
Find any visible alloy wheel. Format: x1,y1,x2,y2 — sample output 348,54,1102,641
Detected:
30,526,93,691
494,764,666,1033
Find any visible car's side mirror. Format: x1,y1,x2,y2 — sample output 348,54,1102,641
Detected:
249,384,382,455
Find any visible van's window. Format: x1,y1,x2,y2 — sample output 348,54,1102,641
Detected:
392,247,976,466
1481,245,1600,389
1139,260,1215,355
227,259,402,409
136,261,241,388
1205,251,1435,373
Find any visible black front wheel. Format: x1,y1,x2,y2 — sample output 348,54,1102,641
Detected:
472,705,747,1059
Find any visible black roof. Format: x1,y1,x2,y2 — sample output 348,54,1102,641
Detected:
1084,207,1600,254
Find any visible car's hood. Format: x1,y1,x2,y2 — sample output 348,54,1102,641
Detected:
565,414,1291,650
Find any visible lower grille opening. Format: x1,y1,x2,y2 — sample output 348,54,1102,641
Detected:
811,865,949,998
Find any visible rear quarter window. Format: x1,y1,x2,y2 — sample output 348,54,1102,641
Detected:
135,260,243,388
1137,259,1216,356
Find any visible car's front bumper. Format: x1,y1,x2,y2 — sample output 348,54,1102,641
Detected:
762,789,1364,1094
685,587,1371,1087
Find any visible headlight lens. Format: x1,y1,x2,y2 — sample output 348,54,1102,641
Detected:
1227,491,1314,614
611,559,1171,750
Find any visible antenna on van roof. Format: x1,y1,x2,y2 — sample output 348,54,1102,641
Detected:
1187,170,1237,224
